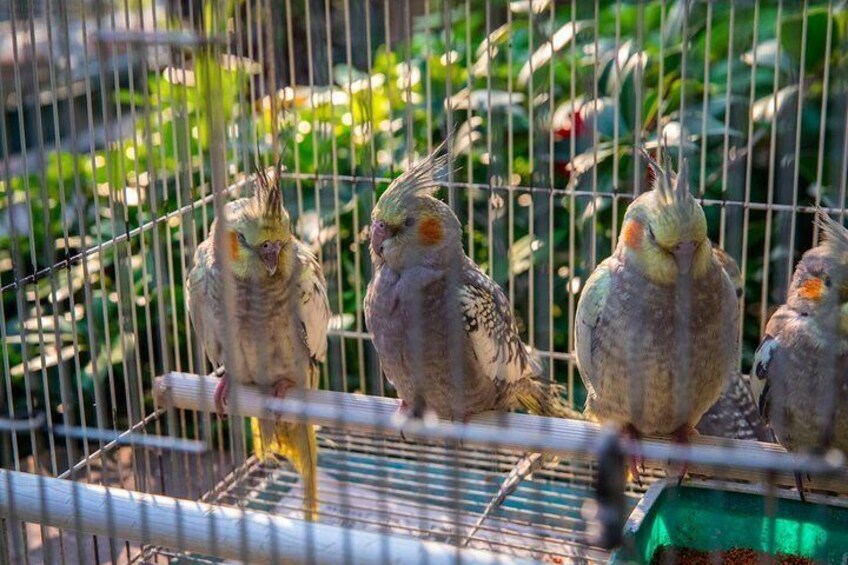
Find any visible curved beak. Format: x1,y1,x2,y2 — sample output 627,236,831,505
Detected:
371,220,391,257
673,241,697,276
259,240,283,276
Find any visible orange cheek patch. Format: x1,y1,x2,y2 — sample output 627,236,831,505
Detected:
798,277,825,301
228,231,240,260
418,217,443,246
622,219,643,250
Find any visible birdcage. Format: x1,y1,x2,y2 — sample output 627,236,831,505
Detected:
2,0,848,563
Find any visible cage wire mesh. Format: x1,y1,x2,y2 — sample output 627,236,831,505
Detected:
1,0,848,563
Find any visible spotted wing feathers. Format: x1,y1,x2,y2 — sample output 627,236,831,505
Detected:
460,259,539,384
295,241,331,370
697,372,774,442
186,240,224,369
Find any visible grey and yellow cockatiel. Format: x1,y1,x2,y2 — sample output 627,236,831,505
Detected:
574,146,739,482
751,210,848,499
696,248,773,442
186,166,330,520
364,138,576,421
364,138,580,540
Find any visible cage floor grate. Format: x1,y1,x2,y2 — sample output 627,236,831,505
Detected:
138,428,662,564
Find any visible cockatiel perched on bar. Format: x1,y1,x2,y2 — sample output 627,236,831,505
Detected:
186,166,330,520
364,138,580,543
364,138,577,421
575,145,739,483
751,210,848,500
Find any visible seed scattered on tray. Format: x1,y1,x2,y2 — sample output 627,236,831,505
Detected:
651,546,820,565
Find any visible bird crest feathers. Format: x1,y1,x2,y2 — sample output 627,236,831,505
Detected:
376,136,455,220
815,208,848,260
252,161,284,223
638,140,694,223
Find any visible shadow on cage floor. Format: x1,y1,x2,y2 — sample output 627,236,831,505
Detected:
138,429,662,564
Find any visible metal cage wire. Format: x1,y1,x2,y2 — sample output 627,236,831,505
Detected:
1,0,847,564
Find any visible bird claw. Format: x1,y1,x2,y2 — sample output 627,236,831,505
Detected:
273,378,296,399
460,413,473,449
795,472,808,503
268,379,297,424
397,400,409,441
670,424,694,484
214,376,230,419
629,457,644,487
622,424,644,486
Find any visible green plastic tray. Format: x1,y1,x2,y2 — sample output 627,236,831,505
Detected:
610,480,848,564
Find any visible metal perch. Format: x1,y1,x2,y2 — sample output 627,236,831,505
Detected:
0,469,534,565
154,372,848,494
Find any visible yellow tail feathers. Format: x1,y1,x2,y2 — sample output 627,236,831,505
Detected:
251,417,319,521
515,379,583,420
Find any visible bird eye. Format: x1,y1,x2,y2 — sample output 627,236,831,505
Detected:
647,225,656,242
237,232,247,245
404,217,416,228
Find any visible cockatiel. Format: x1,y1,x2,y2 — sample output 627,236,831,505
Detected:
751,211,848,499
364,138,576,421
574,146,739,482
696,248,773,442
364,139,580,543
186,166,330,520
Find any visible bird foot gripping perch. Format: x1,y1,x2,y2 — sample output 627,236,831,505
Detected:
670,424,697,486
273,378,297,401
622,424,645,487
214,374,297,418
214,373,230,417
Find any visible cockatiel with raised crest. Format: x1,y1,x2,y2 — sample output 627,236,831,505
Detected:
575,145,739,482
751,210,848,499
364,138,576,421
186,166,330,520
364,138,580,543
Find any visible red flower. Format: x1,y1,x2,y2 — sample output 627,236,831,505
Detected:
553,104,585,141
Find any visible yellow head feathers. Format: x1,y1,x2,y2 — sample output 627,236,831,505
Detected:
787,209,848,311
815,208,848,262
619,144,710,284
636,144,702,231
370,137,463,271
372,137,453,228
245,164,286,227
219,164,292,278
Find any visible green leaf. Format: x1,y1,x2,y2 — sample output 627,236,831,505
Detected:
580,97,626,140
677,110,743,140
751,85,798,123
742,39,793,73
780,6,835,74
609,47,648,132
517,21,587,88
